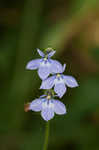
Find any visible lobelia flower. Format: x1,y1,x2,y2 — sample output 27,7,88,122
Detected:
26,48,63,80
28,95,66,121
40,64,79,98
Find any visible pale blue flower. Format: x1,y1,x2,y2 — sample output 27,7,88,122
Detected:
26,49,63,80
40,64,79,98
29,95,66,121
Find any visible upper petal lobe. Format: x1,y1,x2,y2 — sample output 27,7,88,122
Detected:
48,51,56,58
37,48,45,57
62,64,66,73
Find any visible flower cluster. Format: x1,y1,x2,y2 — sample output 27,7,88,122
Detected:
25,48,78,121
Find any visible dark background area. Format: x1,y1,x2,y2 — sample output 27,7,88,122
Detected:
0,0,99,150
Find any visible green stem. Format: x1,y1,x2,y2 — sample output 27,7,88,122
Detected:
43,121,50,150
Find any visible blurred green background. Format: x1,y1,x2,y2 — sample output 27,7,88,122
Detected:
0,0,99,150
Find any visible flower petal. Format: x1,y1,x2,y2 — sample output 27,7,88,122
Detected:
37,48,45,57
54,82,67,98
41,108,54,121
63,75,79,88
48,50,56,58
53,100,66,115
40,95,47,98
62,64,66,73
38,66,50,80
50,59,63,74
29,99,42,112
26,59,41,70
40,76,55,89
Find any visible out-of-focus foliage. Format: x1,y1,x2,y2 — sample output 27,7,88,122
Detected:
0,0,99,150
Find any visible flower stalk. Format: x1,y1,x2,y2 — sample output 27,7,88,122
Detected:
43,121,50,150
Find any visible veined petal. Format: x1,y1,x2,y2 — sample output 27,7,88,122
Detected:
41,100,55,121
53,100,66,115
50,59,63,74
29,99,42,112
41,108,54,121
40,76,55,89
63,75,79,88
37,48,45,57
26,59,41,70
48,50,56,58
38,65,50,80
54,82,67,98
